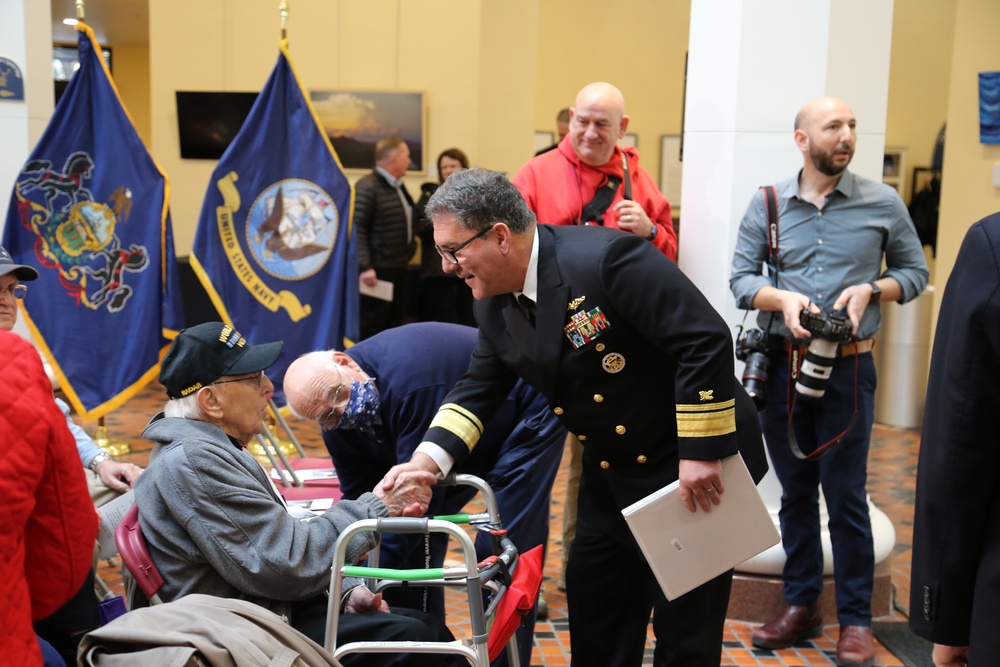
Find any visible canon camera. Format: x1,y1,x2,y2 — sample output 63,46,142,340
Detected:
736,328,770,410
795,307,854,399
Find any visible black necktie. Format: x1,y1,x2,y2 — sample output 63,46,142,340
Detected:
516,294,536,323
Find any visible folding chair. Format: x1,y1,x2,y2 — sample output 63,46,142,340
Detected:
324,474,537,667
114,503,164,606
258,399,341,501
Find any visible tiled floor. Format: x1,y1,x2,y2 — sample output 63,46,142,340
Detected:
90,382,920,666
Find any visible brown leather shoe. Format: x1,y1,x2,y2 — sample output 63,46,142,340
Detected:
751,605,824,649
836,625,874,667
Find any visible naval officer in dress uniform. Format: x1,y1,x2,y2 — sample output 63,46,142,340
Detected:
380,169,767,667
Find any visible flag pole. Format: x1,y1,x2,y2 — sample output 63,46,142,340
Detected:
76,0,85,22
93,416,132,456
279,0,288,40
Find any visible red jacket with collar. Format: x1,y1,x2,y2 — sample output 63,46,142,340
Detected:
513,135,678,260
0,330,98,666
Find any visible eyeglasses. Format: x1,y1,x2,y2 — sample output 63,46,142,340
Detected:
319,366,351,430
434,225,496,264
211,371,264,388
0,284,27,299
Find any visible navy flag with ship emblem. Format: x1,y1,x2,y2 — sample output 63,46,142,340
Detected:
2,22,183,420
191,38,357,405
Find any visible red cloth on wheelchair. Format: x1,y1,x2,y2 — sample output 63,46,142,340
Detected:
487,545,543,662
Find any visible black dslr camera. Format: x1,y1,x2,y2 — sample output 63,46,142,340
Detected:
795,307,853,398
736,328,770,410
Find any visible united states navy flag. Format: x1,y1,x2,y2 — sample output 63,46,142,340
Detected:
191,39,357,405
3,23,183,420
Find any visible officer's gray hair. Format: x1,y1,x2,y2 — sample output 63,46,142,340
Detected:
424,168,536,234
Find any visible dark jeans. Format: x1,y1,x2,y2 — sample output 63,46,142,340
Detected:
760,349,877,626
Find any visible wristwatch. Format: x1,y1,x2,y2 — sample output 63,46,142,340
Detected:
867,281,881,305
646,224,658,240
88,451,112,472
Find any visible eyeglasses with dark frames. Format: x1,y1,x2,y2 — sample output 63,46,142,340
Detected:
433,224,496,264
319,381,351,430
0,284,27,299
211,371,264,388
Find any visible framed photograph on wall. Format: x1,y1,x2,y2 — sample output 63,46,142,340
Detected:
534,131,555,154
660,135,683,209
619,133,638,148
309,90,425,172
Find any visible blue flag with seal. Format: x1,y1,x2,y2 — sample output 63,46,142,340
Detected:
3,23,183,421
191,39,357,405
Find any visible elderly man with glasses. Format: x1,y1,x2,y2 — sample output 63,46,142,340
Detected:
284,321,565,667
133,322,462,666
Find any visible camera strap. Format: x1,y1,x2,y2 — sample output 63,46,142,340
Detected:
762,185,781,273
784,344,861,461
579,175,623,225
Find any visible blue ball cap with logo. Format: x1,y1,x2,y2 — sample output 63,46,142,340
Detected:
0,245,38,281
160,322,283,399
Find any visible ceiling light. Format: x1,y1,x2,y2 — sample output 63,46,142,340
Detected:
63,19,78,26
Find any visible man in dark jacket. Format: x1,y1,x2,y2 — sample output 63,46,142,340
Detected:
910,211,1000,667
354,137,416,340
381,169,767,667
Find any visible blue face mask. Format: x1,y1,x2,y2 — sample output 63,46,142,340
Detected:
335,377,380,431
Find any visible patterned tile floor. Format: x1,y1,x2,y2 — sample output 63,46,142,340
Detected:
90,382,920,666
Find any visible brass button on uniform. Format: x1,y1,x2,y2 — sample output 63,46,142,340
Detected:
600,460,610,469
553,407,564,415
593,394,604,403
637,455,648,464
577,435,587,442
596,343,606,352
615,425,626,435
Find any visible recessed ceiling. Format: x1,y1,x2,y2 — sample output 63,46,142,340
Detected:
50,0,148,47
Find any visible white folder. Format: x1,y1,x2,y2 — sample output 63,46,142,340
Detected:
622,452,779,600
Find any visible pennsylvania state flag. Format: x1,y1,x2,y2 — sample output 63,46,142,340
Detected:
191,39,357,405
3,23,183,420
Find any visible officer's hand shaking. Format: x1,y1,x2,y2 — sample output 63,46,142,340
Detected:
678,458,724,513
372,469,436,517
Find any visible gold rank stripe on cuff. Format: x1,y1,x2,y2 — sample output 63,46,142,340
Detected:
429,403,485,452
675,398,736,438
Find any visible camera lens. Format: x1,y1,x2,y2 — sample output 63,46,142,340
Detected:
741,351,769,410
795,339,838,398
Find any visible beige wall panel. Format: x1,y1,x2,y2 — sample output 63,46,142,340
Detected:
933,0,1000,327
112,43,151,148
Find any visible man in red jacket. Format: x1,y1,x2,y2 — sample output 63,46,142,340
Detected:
0,325,98,666
513,81,678,260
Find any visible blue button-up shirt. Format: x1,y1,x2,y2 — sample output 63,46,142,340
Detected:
730,170,929,341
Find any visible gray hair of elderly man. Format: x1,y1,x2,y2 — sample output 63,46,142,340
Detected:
164,392,207,420
423,168,536,235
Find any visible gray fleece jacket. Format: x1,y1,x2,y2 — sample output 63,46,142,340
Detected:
134,415,386,621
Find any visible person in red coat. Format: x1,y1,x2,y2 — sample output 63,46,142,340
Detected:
0,328,98,666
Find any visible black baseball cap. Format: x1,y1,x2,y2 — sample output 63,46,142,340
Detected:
0,245,38,281
160,322,283,399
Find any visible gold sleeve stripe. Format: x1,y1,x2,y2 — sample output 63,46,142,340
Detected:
676,407,736,438
676,398,736,413
429,403,484,451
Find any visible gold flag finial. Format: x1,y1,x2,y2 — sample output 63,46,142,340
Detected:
279,0,288,40
75,0,85,22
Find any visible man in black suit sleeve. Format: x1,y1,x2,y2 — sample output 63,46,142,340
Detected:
910,212,1000,667
380,168,767,667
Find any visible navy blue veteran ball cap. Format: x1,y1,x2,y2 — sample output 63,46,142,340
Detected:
160,322,283,399
0,245,39,281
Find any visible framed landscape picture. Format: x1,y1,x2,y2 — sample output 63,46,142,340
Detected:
309,90,425,172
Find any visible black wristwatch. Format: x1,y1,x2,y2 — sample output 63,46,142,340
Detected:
867,281,881,305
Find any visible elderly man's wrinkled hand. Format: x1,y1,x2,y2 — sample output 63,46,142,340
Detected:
343,586,389,614
373,470,436,517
